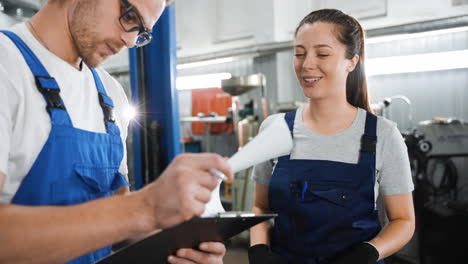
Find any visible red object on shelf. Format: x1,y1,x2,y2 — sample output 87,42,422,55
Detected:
191,88,233,135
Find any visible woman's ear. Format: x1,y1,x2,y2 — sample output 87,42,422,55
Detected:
347,54,360,72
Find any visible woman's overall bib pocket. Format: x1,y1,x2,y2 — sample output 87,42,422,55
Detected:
292,180,356,257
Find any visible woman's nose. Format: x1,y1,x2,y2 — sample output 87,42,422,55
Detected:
302,55,317,70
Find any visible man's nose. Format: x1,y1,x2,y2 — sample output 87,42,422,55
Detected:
121,31,139,48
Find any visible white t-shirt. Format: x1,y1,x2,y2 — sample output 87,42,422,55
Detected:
252,107,414,203
0,23,130,203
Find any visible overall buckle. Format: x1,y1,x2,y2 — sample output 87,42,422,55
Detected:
98,93,116,123
34,76,65,110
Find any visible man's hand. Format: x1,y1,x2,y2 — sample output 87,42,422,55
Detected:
167,242,226,264
136,153,233,232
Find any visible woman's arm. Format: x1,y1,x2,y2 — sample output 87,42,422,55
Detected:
368,122,415,260
250,183,271,246
249,184,286,264
369,193,415,260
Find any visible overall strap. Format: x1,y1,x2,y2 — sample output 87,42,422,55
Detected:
90,68,120,135
284,110,296,138
279,110,297,161
1,30,72,126
359,111,378,164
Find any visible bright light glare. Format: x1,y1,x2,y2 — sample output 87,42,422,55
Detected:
366,49,468,76
123,105,137,120
176,73,233,90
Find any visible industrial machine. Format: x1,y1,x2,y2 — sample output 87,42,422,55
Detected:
403,118,468,264
372,96,468,264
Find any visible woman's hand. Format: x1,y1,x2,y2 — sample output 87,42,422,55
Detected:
248,244,286,264
168,242,226,264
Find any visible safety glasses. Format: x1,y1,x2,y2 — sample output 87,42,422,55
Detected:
119,0,152,47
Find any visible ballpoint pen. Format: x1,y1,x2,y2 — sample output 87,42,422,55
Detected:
208,168,228,181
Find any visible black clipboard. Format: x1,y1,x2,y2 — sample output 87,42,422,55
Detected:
95,213,276,264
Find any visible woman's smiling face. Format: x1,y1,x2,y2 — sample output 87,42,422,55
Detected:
293,22,358,101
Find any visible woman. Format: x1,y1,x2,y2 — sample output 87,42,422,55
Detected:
248,9,415,264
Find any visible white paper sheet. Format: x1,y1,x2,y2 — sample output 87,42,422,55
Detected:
202,116,293,217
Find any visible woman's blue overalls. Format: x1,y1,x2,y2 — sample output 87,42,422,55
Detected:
1,31,129,263
269,110,384,264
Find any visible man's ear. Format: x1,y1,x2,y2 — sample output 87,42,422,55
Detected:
347,54,360,72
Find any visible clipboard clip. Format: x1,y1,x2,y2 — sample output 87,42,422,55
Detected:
217,211,256,218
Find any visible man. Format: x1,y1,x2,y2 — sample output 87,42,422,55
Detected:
0,0,232,263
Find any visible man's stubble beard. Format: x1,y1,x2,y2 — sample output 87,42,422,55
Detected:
69,0,102,68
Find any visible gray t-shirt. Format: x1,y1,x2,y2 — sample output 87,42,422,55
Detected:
252,107,414,200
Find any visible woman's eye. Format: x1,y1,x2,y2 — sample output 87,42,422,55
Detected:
318,54,330,57
294,54,305,57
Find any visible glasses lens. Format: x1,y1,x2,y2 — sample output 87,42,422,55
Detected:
120,10,140,32
135,32,152,47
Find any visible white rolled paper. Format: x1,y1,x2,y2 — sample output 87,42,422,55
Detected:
201,181,225,217
228,115,293,173
202,116,293,217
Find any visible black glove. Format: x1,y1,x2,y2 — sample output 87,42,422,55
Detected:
330,242,380,264
248,244,287,264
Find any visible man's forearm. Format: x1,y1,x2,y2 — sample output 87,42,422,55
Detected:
0,192,150,264
0,153,235,264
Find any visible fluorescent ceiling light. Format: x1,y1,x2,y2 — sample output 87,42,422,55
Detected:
367,26,468,44
177,73,232,90
177,57,237,70
366,49,468,76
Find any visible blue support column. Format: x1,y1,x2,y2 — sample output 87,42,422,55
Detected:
145,4,181,163
129,49,143,190
129,4,180,189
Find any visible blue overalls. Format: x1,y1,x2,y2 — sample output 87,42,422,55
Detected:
269,110,384,264
1,31,129,264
